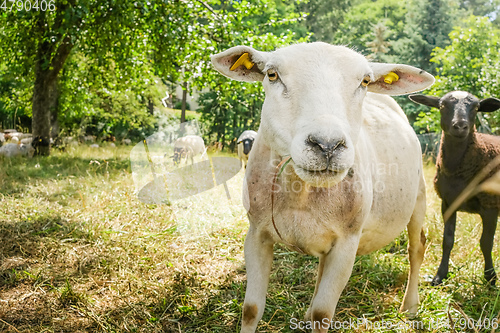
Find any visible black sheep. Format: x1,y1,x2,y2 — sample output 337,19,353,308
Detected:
410,91,500,285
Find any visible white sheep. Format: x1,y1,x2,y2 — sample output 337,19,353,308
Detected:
237,130,258,168
80,135,96,143
172,135,206,165
20,137,32,145
0,142,34,158
212,42,434,333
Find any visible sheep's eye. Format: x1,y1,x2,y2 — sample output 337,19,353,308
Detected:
361,76,371,87
267,69,279,81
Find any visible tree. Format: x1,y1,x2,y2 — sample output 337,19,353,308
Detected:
459,0,500,17
0,1,199,155
57,52,161,139
415,16,500,132
300,0,351,43
366,23,391,61
331,0,406,54
392,0,461,74
191,1,309,148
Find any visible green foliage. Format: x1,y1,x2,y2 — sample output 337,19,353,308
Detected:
0,0,499,143
391,0,462,74
334,0,407,59
0,0,307,144
198,81,264,147
459,0,500,17
300,0,351,43
415,16,500,132
430,16,500,96
0,64,32,130
190,1,309,147
58,52,162,139
174,101,191,111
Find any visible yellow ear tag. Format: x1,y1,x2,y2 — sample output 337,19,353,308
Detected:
384,72,399,84
230,53,254,71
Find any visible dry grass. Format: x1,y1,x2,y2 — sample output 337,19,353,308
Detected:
1,147,500,332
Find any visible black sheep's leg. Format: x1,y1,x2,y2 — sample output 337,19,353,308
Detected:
479,207,498,285
433,201,457,286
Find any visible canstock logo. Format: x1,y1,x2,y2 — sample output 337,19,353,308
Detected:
130,120,241,205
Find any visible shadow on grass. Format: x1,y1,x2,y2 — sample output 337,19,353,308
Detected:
0,153,131,195
0,208,99,332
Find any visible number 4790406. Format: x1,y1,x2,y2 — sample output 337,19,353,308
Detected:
1,0,56,11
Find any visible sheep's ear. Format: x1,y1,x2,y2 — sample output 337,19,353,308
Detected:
479,97,500,113
408,94,441,109
367,63,435,96
211,46,269,82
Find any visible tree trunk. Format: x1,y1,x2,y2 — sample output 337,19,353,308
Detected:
148,98,154,115
32,34,73,156
181,81,187,124
50,80,60,139
32,69,54,156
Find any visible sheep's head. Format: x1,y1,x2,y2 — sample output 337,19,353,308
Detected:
239,138,254,155
409,92,500,140
172,147,186,165
212,42,434,187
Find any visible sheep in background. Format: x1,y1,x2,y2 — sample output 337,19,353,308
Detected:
31,136,50,155
79,135,96,144
0,133,4,146
0,142,35,158
103,135,116,142
410,91,500,286
172,135,206,165
212,42,434,332
237,130,258,168
20,137,32,145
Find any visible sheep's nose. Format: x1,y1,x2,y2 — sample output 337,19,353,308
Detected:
452,120,469,131
306,135,346,157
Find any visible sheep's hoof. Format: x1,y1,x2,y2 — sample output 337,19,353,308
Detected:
431,275,444,286
485,270,497,286
399,308,418,319
304,308,312,321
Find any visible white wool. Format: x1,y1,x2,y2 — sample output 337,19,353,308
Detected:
0,143,34,158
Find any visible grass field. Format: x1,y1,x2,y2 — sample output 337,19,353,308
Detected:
1,146,500,332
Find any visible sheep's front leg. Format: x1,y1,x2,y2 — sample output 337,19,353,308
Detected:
479,207,498,285
240,226,274,333
401,179,426,315
308,235,359,333
433,200,456,286
304,256,325,321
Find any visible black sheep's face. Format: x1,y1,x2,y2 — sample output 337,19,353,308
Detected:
410,91,500,141
439,91,478,140
173,148,185,164
242,138,254,155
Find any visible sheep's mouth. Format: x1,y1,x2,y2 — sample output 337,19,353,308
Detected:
293,165,349,188
448,128,470,139
302,168,341,176
450,132,468,140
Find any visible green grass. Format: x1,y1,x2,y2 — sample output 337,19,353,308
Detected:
1,148,500,332
165,107,201,121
